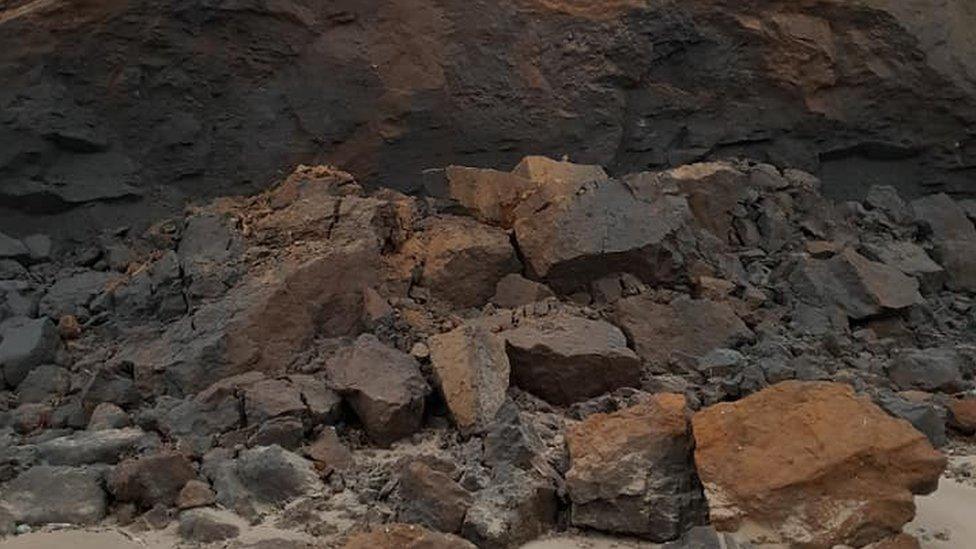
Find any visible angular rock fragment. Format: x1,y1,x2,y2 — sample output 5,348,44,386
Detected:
445,166,535,227
344,523,476,549
397,460,472,533
0,465,106,525
178,479,217,510
503,313,641,405
862,241,945,291
491,274,554,308
37,427,152,466
429,323,510,433
911,194,976,242
0,316,60,387
243,378,307,425
38,270,116,319
789,248,924,320
876,391,947,447
304,427,353,475
692,381,945,547
512,155,609,188
513,178,692,292
87,402,131,431
933,238,976,292
612,296,752,368
461,467,558,549
108,451,197,509
16,364,70,403
206,445,322,516
178,508,242,543
887,348,969,393
566,393,705,541
326,334,428,445
947,398,976,434
405,215,520,308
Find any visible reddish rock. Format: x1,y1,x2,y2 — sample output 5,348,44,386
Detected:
692,381,946,547
243,378,307,424
326,335,429,446
566,393,704,541
58,314,82,340
429,323,510,433
304,427,354,475
491,274,555,309
108,451,198,509
504,313,641,405
612,295,753,367
445,166,535,228
397,460,472,533
343,524,476,549
404,215,521,309
948,398,976,434
177,480,216,510
511,155,609,188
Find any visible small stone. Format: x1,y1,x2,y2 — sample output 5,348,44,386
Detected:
178,480,217,510
305,427,354,475
178,508,241,543
948,398,976,434
108,451,197,509
397,460,472,533
87,402,131,431
491,274,555,308
57,314,82,340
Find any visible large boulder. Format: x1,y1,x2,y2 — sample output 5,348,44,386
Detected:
0,466,106,525
0,316,60,388
444,166,536,228
612,296,752,368
108,451,197,509
789,248,924,320
37,427,152,466
404,215,520,308
326,335,429,445
692,381,945,547
512,178,692,292
429,324,510,434
503,313,642,405
566,393,705,541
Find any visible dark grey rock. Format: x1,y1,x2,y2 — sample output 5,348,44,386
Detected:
178,508,241,543
461,468,557,549
206,445,322,514
875,391,948,447
0,465,106,525
0,316,60,388
87,402,131,431
36,427,153,465
0,232,28,262
888,348,969,393
38,270,117,319
16,364,71,403
248,417,305,450
397,460,472,533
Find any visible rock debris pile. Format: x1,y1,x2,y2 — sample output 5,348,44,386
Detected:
1,156,975,548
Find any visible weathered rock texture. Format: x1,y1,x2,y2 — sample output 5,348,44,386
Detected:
4,0,976,239
692,381,946,548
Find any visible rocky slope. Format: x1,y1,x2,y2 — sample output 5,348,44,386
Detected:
2,0,976,241
1,155,975,547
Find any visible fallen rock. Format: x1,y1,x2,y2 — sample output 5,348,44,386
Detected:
38,270,116,319
108,451,197,509
178,479,216,510
397,460,472,533
862,241,945,291
429,323,510,433
207,445,322,512
461,468,558,549
789,248,924,320
304,427,353,475
566,393,704,541
445,166,535,227
612,296,752,368
887,348,969,393
87,402,131,431
178,508,242,543
0,316,60,387
0,465,106,525
491,274,555,308
947,398,976,434
933,238,976,292
511,155,609,188
37,427,152,466
16,364,71,403
406,215,520,309
876,391,947,448
910,193,976,242
503,313,641,405
243,378,307,425
344,523,476,549
692,381,945,547
0,232,29,262
326,334,429,445
512,178,692,292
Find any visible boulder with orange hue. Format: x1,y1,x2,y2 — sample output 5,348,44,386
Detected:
445,166,535,228
565,393,705,541
402,215,521,309
343,524,476,549
948,397,976,434
692,381,946,547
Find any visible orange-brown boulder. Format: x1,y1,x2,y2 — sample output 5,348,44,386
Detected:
565,393,705,541
343,523,476,549
948,397,976,434
692,381,946,548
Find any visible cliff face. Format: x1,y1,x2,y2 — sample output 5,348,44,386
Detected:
2,0,975,236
